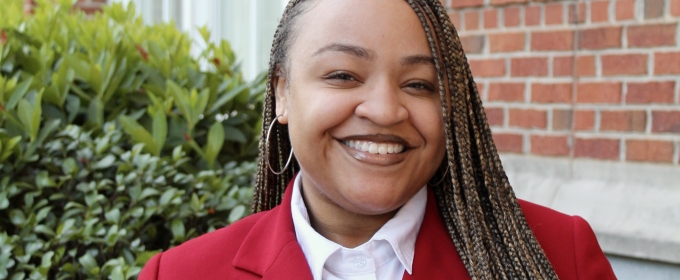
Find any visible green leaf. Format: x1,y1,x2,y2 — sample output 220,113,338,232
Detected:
204,122,224,167
93,154,116,169
170,219,185,241
9,209,25,226
17,99,35,140
228,205,245,223
62,158,78,175
36,171,56,189
78,254,98,274
6,77,33,111
223,125,247,144
65,94,80,123
88,97,104,127
152,109,167,156
190,193,200,212
119,115,158,156
105,208,120,223
40,251,54,268
208,83,248,114
198,25,211,43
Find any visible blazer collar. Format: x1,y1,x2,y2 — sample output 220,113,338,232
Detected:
233,178,313,279
232,177,470,279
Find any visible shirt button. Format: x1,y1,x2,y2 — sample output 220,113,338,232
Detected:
352,256,367,268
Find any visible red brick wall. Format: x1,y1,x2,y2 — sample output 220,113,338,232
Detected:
446,0,680,165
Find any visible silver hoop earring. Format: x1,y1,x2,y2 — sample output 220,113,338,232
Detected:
265,115,294,175
428,165,450,186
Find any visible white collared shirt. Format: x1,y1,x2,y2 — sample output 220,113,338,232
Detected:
291,173,427,280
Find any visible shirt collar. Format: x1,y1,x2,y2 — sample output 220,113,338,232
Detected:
290,172,427,279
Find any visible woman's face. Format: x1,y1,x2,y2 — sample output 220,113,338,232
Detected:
275,0,446,215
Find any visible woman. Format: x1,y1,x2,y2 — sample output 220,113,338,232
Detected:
140,0,616,279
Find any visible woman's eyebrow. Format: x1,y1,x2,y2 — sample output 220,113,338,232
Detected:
401,55,435,66
312,43,376,60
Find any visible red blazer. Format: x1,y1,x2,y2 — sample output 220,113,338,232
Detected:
139,181,616,279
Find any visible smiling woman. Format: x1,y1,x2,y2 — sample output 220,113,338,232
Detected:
139,0,617,279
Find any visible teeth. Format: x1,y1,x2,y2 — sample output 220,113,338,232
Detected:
343,140,405,154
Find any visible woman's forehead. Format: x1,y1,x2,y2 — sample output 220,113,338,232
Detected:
291,0,432,59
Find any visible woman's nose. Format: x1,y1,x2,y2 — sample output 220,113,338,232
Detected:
354,80,409,126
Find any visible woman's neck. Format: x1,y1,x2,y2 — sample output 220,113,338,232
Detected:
300,182,398,248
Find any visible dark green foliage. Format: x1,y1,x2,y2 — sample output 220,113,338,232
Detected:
0,0,264,278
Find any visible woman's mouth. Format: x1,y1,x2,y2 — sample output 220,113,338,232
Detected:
342,140,405,154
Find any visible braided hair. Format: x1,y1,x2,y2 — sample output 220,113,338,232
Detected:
253,0,559,279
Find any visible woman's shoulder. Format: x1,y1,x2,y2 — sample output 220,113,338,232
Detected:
138,209,274,279
517,199,616,279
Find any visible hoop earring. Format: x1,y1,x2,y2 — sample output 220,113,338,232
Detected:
428,165,450,186
265,115,294,175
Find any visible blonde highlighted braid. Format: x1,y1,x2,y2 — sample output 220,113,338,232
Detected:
253,0,559,279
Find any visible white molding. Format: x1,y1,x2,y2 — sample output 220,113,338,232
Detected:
501,154,680,264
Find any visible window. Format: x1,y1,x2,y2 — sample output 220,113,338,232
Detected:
111,0,288,80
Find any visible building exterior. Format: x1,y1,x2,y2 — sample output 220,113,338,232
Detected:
445,0,680,278
29,0,680,278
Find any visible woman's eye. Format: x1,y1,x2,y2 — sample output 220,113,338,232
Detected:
326,72,356,81
406,82,434,92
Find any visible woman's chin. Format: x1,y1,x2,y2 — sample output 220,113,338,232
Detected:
337,186,418,215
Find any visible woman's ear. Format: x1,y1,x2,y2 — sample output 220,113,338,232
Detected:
273,69,289,125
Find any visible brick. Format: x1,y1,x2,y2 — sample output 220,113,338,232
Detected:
601,54,648,76
491,0,527,5
600,110,647,132
485,107,505,126
627,81,676,104
553,109,573,130
627,24,677,47
577,82,623,104
591,1,610,22
525,5,541,26
504,7,521,27
578,27,622,49
574,138,620,160
626,140,675,162
531,83,573,103
465,11,480,31
652,111,680,133
451,0,484,8
654,52,680,74
469,59,507,77
509,109,547,129
644,0,665,19
531,135,570,156
461,35,485,54
492,133,524,153
449,11,462,28
484,9,498,29
553,56,573,77
511,57,548,77
531,30,574,51
545,3,564,25
673,0,680,16
616,0,636,20
489,32,525,52
569,2,587,23
489,82,525,102
575,55,596,77
575,110,596,131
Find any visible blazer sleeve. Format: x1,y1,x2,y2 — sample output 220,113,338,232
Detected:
138,253,162,280
572,216,617,280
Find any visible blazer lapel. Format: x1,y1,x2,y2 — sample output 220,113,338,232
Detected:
233,179,313,279
402,187,471,279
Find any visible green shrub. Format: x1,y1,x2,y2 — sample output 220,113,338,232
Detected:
0,0,264,278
